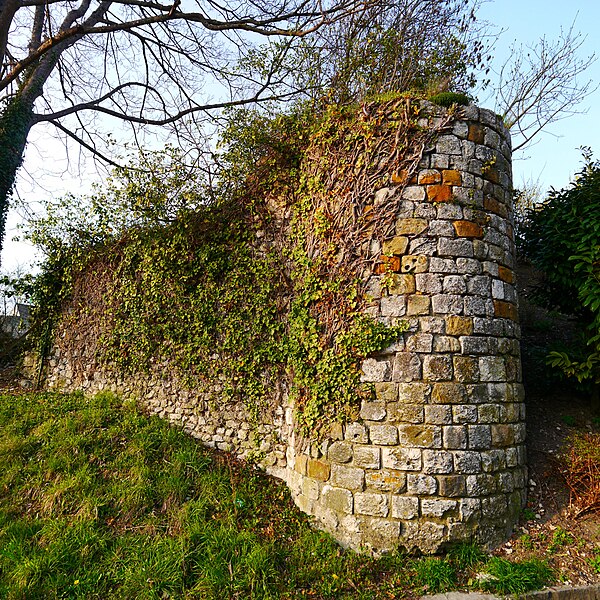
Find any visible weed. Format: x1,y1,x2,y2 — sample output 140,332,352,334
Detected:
561,415,576,427
547,526,574,553
481,557,554,595
589,556,600,574
519,534,535,550
522,508,536,521
447,543,488,570
414,558,457,594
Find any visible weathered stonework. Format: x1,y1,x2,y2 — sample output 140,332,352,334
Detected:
41,102,525,554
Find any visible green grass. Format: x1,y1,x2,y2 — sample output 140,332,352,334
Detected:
0,390,555,598
481,558,554,595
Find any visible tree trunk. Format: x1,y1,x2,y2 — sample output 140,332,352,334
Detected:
0,97,34,260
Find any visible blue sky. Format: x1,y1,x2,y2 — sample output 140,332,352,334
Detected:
2,0,599,271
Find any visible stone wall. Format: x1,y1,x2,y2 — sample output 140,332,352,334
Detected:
42,102,526,554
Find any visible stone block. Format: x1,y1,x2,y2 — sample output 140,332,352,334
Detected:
382,236,410,256
438,238,474,257
432,294,464,315
428,219,456,237
443,275,467,294
354,492,389,517
423,355,453,381
481,449,505,472
429,257,459,274
406,333,433,353
478,403,501,423
360,402,386,421
446,315,474,336
479,356,506,382
409,238,437,256
432,382,467,404
464,296,487,316
396,217,428,236
401,185,427,201
468,424,492,450
452,404,478,424
401,254,429,273
387,403,424,424
439,475,467,498
466,473,497,496
425,404,452,425
380,295,406,317
295,453,308,475
482,494,507,519
374,382,398,402
493,299,518,321
423,450,454,474
302,477,321,500
392,353,422,382
442,169,462,185
491,424,515,447
344,423,369,444
453,356,479,383
453,450,482,473
456,258,482,274
366,469,406,492
353,446,381,469
387,274,416,295
426,184,453,202
460,336,489,354
433,335,461,353
443,425,468,450
498,265,515,283
398,424,442,448
407,295,431,315
436,135,462,155
392,496,419,519
467,275,491,296
459,497,481,521
374,255,401,274
398,382,430,404
418,169,442,184
453,220,483,238
331,464,365,491
382,447,422,471
307,459,330,482
328,441,353,464
416,273,443,294
369,424,399,446
322,485,353,513
421,498,457,517
407,474,438,495
361,358,392,382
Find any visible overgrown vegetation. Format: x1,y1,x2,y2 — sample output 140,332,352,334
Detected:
0,390,556,598
519,150,600,410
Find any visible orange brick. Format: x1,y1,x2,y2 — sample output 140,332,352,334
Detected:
494,300,518,321
426,184,453,203
307,459,330,482
468,123,485,144
442,169,462,186
452,220,483,238
418,169,442,185
498,266,515,284
484,196,508,218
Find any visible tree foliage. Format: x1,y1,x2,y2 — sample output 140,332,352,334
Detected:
519,149,600,393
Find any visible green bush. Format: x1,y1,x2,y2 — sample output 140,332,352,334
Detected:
519,149,600,399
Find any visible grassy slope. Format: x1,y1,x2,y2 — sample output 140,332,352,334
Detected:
0,392,552,599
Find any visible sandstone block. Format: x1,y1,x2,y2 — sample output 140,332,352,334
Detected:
423,355,453,381
498,265,515,283
453,356,479,383
423,450,454,474
452,220,483,238
353,446,381,469
493,299,518,321
391,496,419,519
331,464,365,491
387,274,416,295
427,184,453,202
396,217,428,236
354,493,389,517
369,424,399,446
446,315,474,336
322,485,353,513
418,169,442,184
361,358,392,382
491,424,515,447
392,353,422,382
360,402,386,421
374,382,398,402
328,441,353,464
366,469,406,492
387,403,424,424
407,295,431,315
433,335,461,353
439,475,467,497
307,459,330,482
344,423,369,444
421,498,457,517
443,425,468,450
382,236,409,256
442,169,462,186
425,405,452,425
398,424,442,448
295,453,308,475
302,477,321,500
478,403,501,423
407,474,438,495
406,333,433,353
432,382,467,404
382,447,422,471
398,382,430,404
402,254,429,273
401,185,427,201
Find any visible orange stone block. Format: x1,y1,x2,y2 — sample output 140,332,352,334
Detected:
392,169,416,184
442,169,462,186
426,184,453,203
307,459,330,482
484,196,508,218
295,454,308,475
418,169,442,185
498,266,515,284
468,123,485,144
494,300,518,321
446,316,474,336
483,166,500,184
374,255,402,274
452,220,484,238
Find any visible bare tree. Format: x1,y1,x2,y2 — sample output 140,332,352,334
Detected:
492,24,596,152
0,0,371,258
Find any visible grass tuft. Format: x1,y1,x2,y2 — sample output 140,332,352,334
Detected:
481,557,554,595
